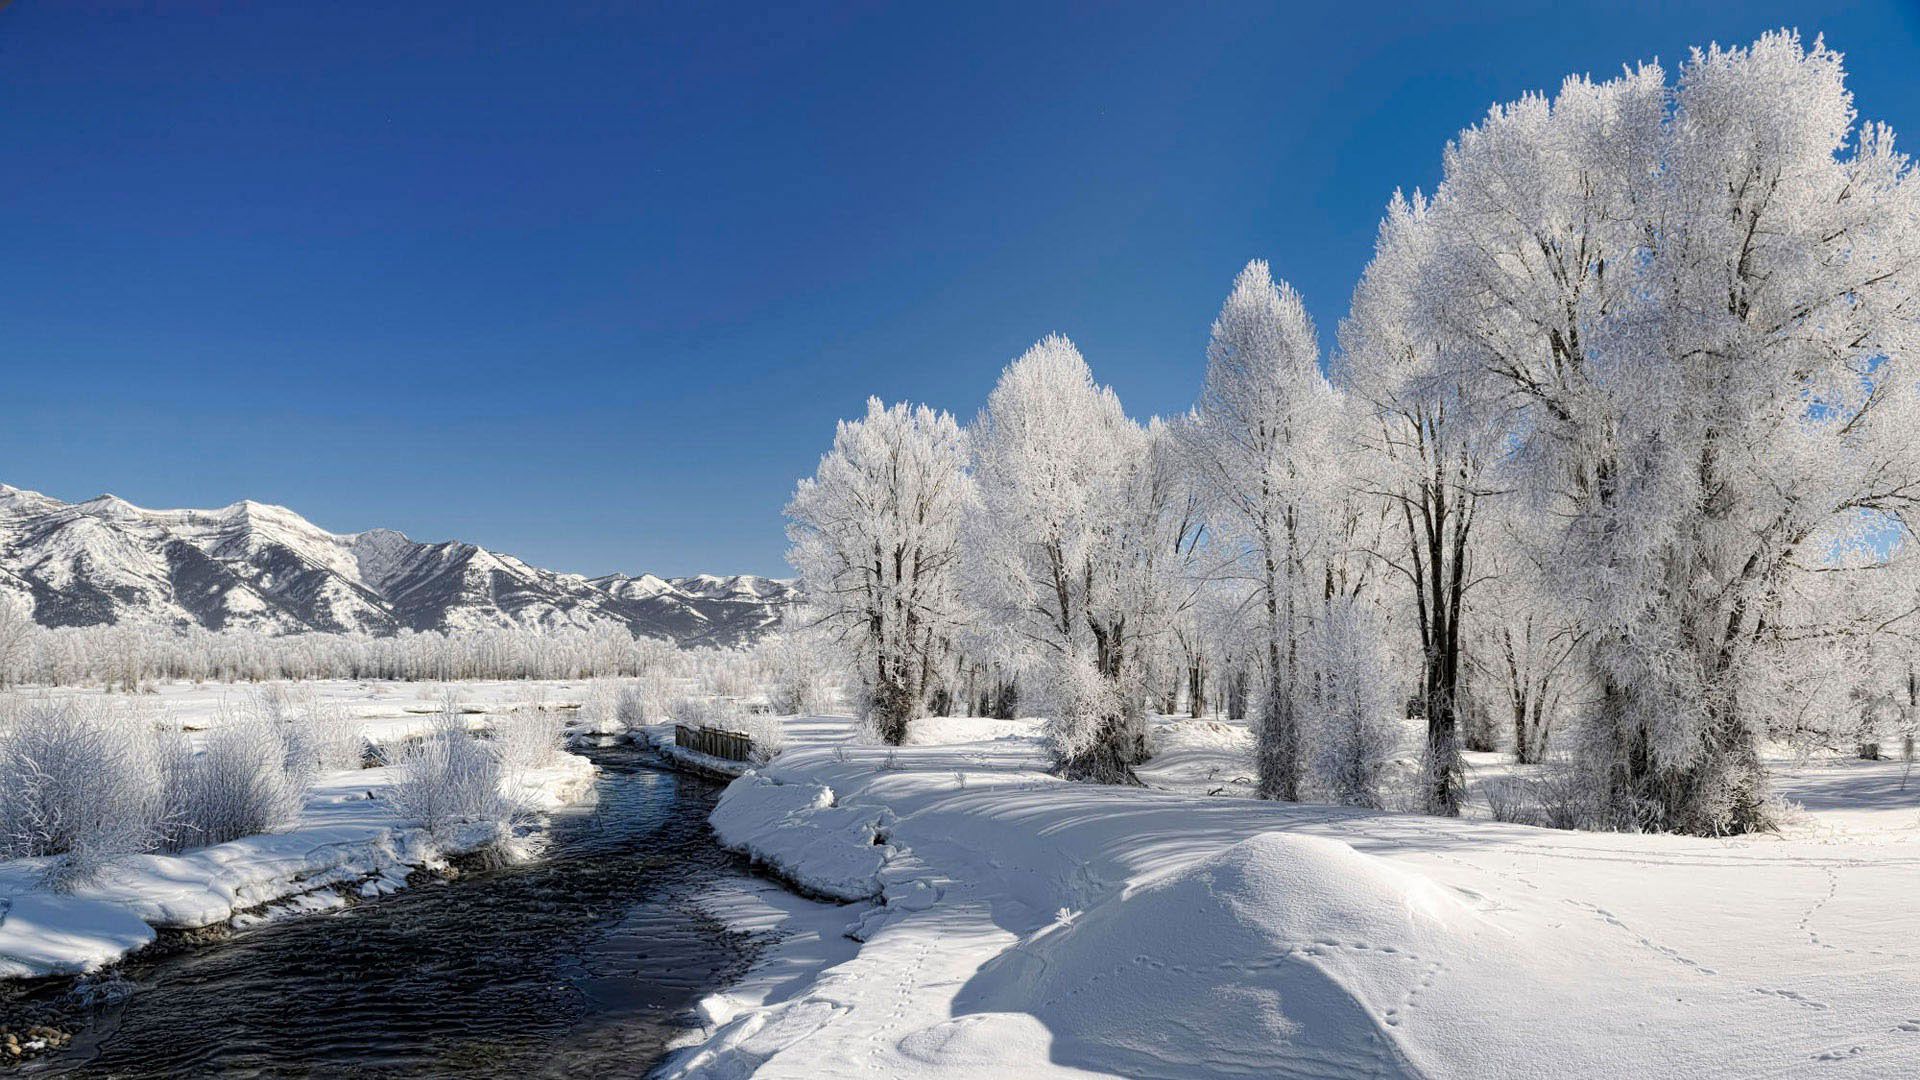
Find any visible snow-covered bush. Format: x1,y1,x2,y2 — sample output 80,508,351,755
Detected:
1033,651,1141,785
388,707,504,837
170,714,309,849
1477,761,1603,831
616,675,670,728
765,633,834,717
491,709,566,772
271,689,364,779
577,679,625,735
572,676,673,734
733,711,789,764
1479,776,1535,826
0,697,167,889
701,653,759,700
675,694,742,731
1307,603,1396,809
0,691,356,877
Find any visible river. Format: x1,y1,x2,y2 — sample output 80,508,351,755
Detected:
4,741,759,1077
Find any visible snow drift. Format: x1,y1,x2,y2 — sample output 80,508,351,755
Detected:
956,833,1468,1077
708,775,892,902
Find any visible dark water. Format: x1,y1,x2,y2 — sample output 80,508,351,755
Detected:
4,743,757,1077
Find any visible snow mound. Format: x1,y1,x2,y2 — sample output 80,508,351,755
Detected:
0,894,156,980
709,775,894,902
958,832,1482,1078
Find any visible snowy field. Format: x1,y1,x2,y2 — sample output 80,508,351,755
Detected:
666,714,1920,1079
0,679,602,980
7,684,1917,1075
13,677,624,745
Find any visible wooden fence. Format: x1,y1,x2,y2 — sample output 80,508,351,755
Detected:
675,723,753,762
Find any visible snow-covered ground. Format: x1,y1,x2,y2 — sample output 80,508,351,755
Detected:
665,714,1920,1079
19,677,609,745
0,680,601,980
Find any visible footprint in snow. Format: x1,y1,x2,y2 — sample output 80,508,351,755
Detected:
1752,987,1831,1011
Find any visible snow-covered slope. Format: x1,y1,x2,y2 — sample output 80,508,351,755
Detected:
0,484,793,644
590,572,790,646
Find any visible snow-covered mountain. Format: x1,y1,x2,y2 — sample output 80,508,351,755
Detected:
0,484,793,647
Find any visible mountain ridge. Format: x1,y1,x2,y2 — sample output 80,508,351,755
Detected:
0,484,793,647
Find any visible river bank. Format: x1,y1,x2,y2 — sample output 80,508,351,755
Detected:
662,715,1920,1079
0,749,596,982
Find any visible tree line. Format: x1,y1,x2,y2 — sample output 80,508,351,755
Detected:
784,33,1920,835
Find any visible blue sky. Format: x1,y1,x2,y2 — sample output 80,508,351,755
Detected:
5,2,1918,577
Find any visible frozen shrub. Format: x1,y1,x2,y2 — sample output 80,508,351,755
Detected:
772,664,831,717
614,679,659,728
1480,776,1536,826
573,669,677,733
676,694,743,731
515,682,550,712
1481,760,1604,831
271,690,364,780
491,708,566,772
1307,602,1397,810
577,679,625,735
733,710,789,764
764,632,834,716
702,652,757,699
1032,651,1141,784
251,684,294,724
0,697,167,890
172,714,309,849
389,703,504,837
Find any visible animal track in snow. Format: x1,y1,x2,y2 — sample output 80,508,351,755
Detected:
1564,900,1719,976
1798,866,1841,951
1383,961,1445,1028
1752,986,1831,1011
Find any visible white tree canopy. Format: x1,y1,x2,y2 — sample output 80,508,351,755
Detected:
786,397,976,742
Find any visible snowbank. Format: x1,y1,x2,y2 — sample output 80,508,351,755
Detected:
709,776,892,902
667,715,1920,1079
0,752,597,980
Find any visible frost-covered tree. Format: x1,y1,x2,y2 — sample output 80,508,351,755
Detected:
1183,262,1344,800
1127,417,1208,722
786,398,976,744
1467,515,1591,765
1767,526,1920,757
0,597,32,689
1341,194,1505,814
1403,33,1920,833
970,335,1172,781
